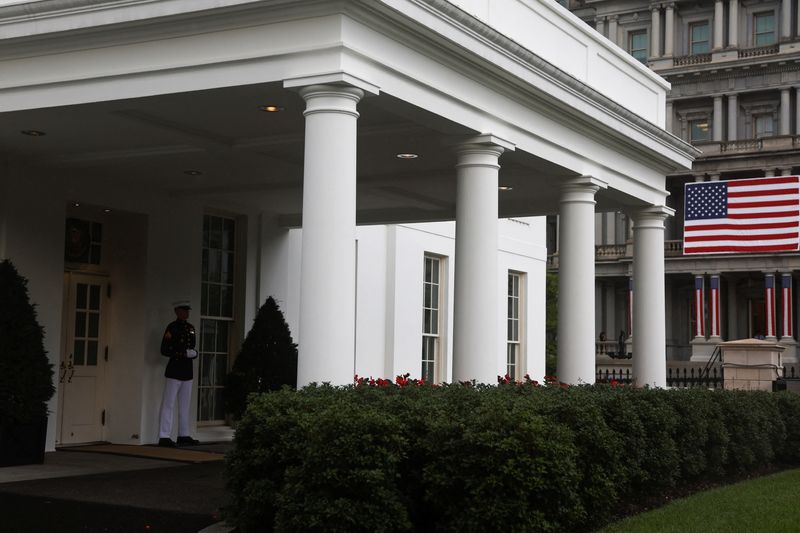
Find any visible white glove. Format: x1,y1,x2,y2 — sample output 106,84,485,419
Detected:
186,349,198,359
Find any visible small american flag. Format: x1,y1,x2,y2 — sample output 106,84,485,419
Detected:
684,176,800,254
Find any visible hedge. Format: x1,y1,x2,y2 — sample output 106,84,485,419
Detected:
225,382,800,532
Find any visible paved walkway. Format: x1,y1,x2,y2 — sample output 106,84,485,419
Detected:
0,443,234,533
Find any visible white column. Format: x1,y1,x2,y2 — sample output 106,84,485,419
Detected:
781,88,791,135
296,84,363,386
713,96,724,141
781,166,794,175
729,0,739,48
631,205,673,388
452,135,514,383
713,0,724,50
608,16,619,46
765,168,776,177
557,176,607,385
650,7,661,59
782,0,792,40
727,93,738,141
665,3,675,57
595,17,606,39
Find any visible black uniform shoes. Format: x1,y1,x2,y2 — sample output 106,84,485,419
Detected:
177,436,200,446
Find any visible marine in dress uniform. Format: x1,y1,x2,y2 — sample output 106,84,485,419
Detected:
158,300,200,447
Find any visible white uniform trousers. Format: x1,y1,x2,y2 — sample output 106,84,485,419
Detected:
159,378,192,439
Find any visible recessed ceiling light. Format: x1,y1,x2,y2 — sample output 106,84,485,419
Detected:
21,130,46,136
183,170,203,176
498,186,513,191
259,105,284,112
103,208,112,213
396,153,419,159
73,202,80,207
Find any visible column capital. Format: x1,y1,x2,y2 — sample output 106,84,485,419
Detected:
631,205,674,226
451,133,515,151
608,14,619,22
560,175,608,191
664,2,675,9
285,72,379,95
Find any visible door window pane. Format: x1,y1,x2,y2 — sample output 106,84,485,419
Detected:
690,120,710,142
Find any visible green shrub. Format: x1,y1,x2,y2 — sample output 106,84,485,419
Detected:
224,296,297,420
225,383,800,532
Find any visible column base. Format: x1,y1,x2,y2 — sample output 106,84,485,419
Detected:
779,338,798,363
690,337,719,362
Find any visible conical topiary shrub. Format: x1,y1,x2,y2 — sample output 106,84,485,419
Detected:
0,260,55,466
224,296,297,420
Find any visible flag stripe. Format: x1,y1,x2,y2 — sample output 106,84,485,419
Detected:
728,176,799,187
728,188,800,198
685,232,799,242
727,210,799,219
684,243,799,253
684,221,798,230
730,199,800,209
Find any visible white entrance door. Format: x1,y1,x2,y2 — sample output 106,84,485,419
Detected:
58,273,108,445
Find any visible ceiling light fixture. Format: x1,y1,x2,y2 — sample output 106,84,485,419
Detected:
259,105,284,112
498,186,513,191
21,130,46,136
183,170,203,176
103,208,112,213
73,202,80,207
396,153,419,159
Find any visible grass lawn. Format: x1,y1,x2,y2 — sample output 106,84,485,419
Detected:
601,468,800,532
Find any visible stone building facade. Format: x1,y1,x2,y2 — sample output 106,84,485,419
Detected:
567,0,800,363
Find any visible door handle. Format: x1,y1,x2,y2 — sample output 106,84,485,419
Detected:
67,360,74,383
59,361,67,384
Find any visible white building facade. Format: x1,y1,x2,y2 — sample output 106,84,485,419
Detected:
0,0,694,450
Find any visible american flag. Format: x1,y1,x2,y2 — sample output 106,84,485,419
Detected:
684,176,800,254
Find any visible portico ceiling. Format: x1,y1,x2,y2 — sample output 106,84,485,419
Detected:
0,0,697,224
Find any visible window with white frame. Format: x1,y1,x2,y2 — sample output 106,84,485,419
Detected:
629,30,648,63
507,272,524,380
199,214,236,423
422,255,443,383
754,12,775,46
689,21,710,55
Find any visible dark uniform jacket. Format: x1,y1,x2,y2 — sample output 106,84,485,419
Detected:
160,319,196,381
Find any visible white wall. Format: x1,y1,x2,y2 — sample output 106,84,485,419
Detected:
274,217,548,383
1,166,66,451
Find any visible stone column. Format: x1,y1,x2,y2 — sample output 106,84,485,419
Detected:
729,0,739,48
781,88,791,135
713,0,725,50
709,274,722,341
632,206,673,387
693,274,707,340
666,101,674,134
765,272,778,340
713,96,724,141
452,135,514,383
781,273,794,340
727,275,739,339
608,16,619,45
796,88,800,135
627,277,634,339
781,273,798,361
727,93,738,141
651,7,662,59
296,84,364,386
557,176,607,385
782,0,792,40
595,16,606,39
664,3,675,57
765,168,776,177
709,173,721,181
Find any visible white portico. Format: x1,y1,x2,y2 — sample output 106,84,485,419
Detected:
0,0,695,449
